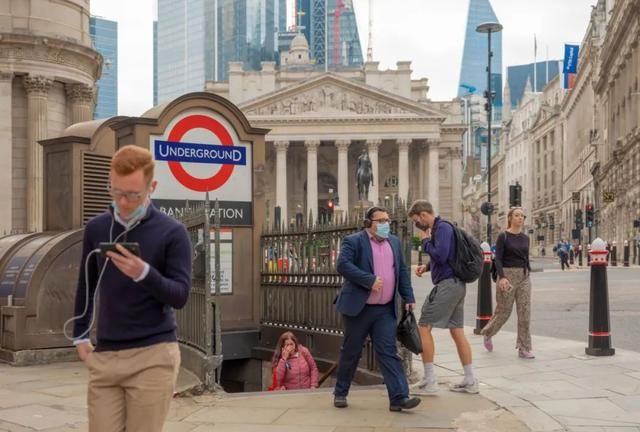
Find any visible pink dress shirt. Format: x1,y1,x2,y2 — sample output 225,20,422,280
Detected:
366,235,396,304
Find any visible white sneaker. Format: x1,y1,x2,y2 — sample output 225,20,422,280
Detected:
410,379,439,395
449,379,479,394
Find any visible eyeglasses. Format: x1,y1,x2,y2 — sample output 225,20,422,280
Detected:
107,185,148,202
372,218,391,223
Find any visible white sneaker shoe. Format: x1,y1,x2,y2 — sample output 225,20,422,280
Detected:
449,379,479,394
410,379,439,395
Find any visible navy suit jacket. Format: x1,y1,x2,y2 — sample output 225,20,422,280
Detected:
335,230,415,318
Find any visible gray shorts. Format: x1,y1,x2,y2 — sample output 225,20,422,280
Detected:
419,278,466,329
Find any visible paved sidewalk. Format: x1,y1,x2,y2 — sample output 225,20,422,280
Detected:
422,327,640,431
1,328,640,431
0,359,526,432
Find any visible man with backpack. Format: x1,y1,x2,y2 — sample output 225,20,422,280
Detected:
408,200,479,395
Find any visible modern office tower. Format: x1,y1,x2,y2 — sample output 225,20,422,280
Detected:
298,0,364,68
90,16,118,118
506,61,561,108
157,0,286,103
458,0,502,108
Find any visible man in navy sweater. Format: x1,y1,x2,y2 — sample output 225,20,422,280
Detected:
73,145,191,431
409,200,477,396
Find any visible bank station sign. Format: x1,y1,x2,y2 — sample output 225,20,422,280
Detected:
151,109,253,226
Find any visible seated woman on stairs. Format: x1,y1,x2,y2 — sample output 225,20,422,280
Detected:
269,331,319,390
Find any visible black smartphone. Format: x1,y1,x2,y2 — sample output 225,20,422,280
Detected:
99,242,141,257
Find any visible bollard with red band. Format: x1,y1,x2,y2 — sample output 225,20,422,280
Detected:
474,242,493,335
585,238,615,356
578,244,583,267
623,240,630,267
611,241,618,266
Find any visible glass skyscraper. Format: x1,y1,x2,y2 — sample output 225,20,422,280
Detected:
153,20,158,106
299,0,363,68
90,16,118,119
458,0,502,108
157,0,286,104
506,61,560,108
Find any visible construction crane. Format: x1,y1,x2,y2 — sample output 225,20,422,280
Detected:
333,0,345,66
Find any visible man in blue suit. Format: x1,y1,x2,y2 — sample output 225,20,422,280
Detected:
334,206,421,412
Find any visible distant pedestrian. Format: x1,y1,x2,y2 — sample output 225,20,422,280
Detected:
559,248,570,271
480,207,535,359
269,331,318,391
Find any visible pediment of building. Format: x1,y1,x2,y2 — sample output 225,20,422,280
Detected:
239,73,447,119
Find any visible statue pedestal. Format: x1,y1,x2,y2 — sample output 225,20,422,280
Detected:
353,200,373,216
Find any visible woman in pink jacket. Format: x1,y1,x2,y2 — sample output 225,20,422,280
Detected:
270,331,319,390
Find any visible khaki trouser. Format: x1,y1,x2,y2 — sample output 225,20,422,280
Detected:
86,342,180,432
480,267,532,351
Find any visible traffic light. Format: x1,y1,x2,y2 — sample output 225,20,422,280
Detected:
585,203,594,228
575,209,583,229
327,199,334,212
509,182,522,207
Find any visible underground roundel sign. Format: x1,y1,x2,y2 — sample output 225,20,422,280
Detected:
150,109,252,223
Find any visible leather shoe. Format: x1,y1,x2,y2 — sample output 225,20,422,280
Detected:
389,396,421,412
334,395,348,408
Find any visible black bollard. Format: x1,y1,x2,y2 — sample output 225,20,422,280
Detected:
569,248,575,265
578,245,583,267
623,240,630,267
611,243,618,266
474,246,493,335
587,245,592,266
585,239,615,356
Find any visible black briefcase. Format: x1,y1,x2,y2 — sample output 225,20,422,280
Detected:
397,310,423,354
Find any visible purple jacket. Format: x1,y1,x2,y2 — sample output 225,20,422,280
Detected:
275,345,319,390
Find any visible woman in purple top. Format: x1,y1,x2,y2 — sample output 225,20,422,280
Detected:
481,207,535,359
270,332,319,390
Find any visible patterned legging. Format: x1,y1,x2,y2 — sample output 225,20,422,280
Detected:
480,267,532,351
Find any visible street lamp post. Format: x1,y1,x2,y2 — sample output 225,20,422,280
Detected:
476,21,503,245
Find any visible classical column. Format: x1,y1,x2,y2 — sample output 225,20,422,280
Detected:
305,139,320,222
274,141,289,224
366,138,382,204
335,139,351,211
0,72,13,234
66,83,95,123
451,147,463,222
24,75,53,232
418,141,429,199
397,139,412,203
428,140,440,211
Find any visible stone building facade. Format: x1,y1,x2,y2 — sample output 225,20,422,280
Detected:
593,0,640,249
0,0,103,234
204,35,465,224
530,76,564,254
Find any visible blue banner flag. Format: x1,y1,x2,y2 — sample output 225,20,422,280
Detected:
563,44,580,89
563,44,579,73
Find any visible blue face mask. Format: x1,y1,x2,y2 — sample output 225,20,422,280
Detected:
376,222,390,239
112,201,148,229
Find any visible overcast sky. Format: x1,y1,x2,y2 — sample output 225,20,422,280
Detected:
91,0,596,116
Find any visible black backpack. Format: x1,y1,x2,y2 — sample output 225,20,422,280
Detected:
432,220,483,283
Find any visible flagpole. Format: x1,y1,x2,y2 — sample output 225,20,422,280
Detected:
546,45,549,86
